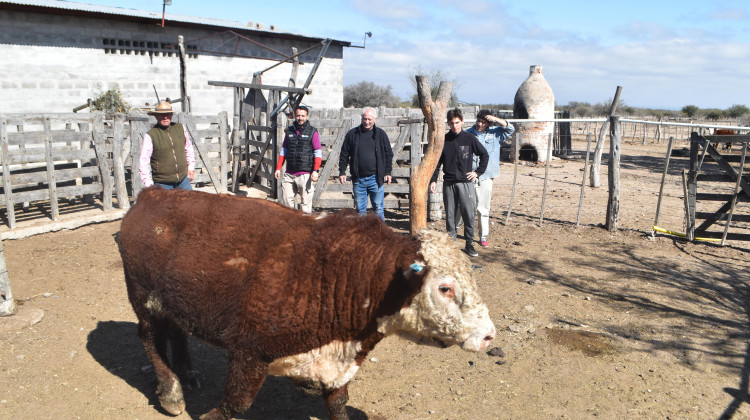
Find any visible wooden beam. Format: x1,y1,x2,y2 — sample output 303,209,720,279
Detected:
208,81,309,94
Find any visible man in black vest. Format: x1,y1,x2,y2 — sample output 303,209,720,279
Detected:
338,107,393,221
274,106,322,213
138,101,195,190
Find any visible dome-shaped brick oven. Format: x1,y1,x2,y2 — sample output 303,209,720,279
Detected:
512,65,555,163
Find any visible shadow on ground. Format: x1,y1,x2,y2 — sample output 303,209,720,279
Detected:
86,321,369,419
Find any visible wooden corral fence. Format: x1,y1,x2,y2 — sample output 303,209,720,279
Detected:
685,132,750,244
239,106,480,214
0,112,229,230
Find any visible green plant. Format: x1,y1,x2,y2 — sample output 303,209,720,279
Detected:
90,83,131,113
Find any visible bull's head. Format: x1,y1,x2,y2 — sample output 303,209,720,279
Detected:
378,230,496,352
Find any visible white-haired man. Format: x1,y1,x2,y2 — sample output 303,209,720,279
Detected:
338,107,393,221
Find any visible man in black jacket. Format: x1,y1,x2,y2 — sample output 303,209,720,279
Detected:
338,107,393,221
430,108,489,257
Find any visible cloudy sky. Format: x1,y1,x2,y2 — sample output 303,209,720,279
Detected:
80,0,750,110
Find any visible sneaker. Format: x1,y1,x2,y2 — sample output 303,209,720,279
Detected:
480,239,490,248
464,244,479,257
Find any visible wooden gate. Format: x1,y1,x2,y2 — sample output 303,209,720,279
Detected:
686,132,750,242
0,112,229,230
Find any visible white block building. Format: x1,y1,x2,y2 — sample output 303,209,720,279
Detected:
0,0,349,115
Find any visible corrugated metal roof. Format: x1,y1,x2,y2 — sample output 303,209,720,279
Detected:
0,0,348,44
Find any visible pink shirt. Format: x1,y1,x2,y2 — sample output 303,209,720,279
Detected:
138,125,196,187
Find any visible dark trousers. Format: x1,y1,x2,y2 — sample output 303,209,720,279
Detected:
443,181,476,246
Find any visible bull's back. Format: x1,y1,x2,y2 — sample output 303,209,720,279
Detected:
119,188,319,340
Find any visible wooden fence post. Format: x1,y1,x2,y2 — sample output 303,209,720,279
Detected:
92,114,113,211
43,116,59,220
0,116,15,229
606,116,621,231
0,239,16,316
112,114,129,209
590,86,622,187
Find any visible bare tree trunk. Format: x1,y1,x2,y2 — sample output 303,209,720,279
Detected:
409,76,452,236
606,116,621,231
590,86,622,187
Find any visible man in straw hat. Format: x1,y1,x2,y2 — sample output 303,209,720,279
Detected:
138,101,195,190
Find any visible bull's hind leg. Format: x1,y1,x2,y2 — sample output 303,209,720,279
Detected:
199,351,268,420
137,316,186,415
168,323,200,391
323,384,350,420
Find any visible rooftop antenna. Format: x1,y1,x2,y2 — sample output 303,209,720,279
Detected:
161,0,171,28
350,31,372,49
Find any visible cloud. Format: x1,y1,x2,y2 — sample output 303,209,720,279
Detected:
709,8,748,20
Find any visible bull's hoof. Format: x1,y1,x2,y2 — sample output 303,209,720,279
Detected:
159,397,186,416
199,408,228,420
157,380,186,415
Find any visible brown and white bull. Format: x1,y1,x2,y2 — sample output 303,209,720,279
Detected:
118,187,496,420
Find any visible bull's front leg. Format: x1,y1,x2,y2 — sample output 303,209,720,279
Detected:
199,351,268,420
323,383,350,420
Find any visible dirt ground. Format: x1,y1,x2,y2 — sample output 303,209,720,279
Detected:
2,138,750,420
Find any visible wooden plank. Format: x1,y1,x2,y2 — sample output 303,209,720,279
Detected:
8,165,99,185
251,183,273,195
696,192,750,202
183,116,221,193
128,114,146,198
43,116,59,221
703,140,750,197
7,130,91,145
218,111,229,192
696,212,750,222
246,125,274,133
389,122,410,161
0,116,15,228
4,147,97,165
0,183,104,206
112,114,129,209
314,117,356,206
92,114,113,211
3,113,97,125
208,80,309,94
696,173,734,183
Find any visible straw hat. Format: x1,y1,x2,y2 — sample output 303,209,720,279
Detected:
148,101,173,115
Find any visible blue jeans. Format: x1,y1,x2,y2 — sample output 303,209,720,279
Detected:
352,174,384,220
155,176,192,190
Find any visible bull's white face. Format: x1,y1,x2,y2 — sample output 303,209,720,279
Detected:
377,230,496,352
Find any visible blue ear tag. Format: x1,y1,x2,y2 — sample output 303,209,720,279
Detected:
410,263,423,272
